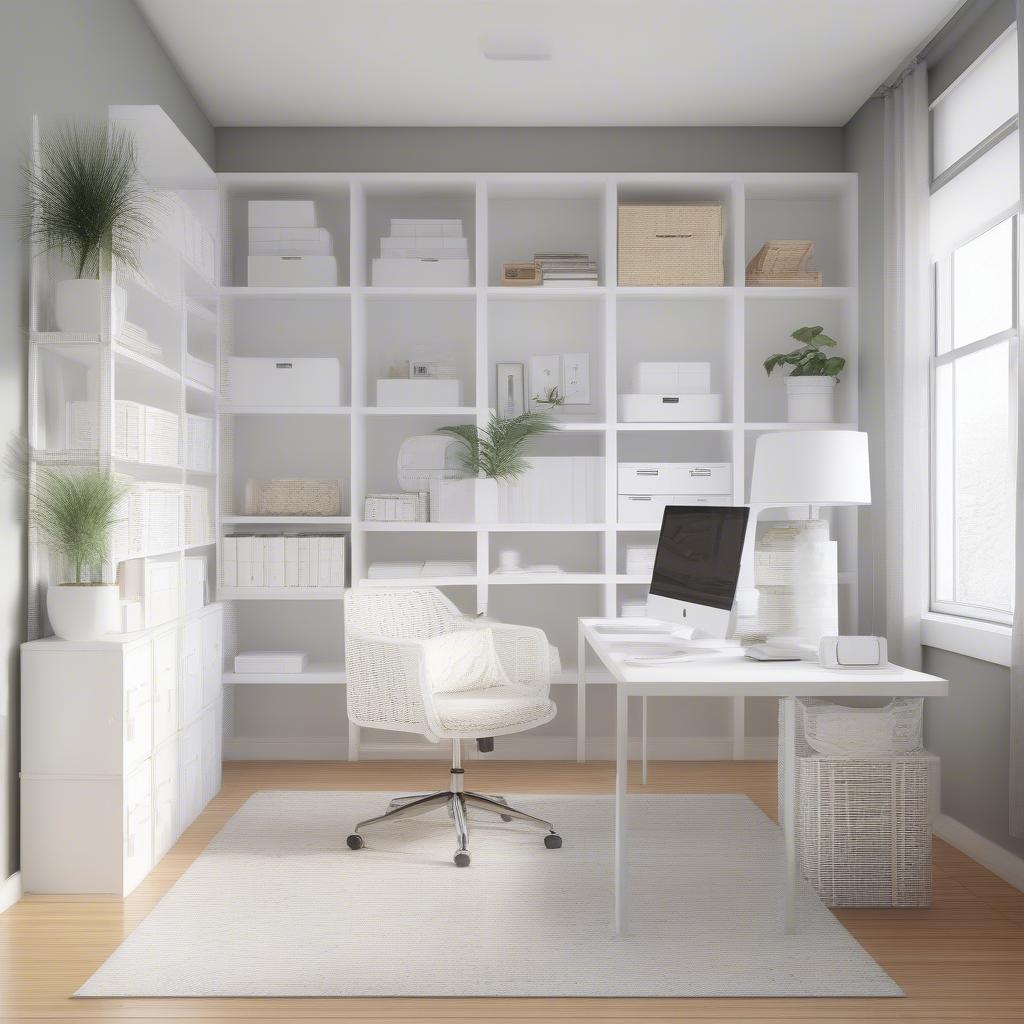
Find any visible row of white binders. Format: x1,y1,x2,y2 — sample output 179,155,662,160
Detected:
113,483,212,560
222,535,347,589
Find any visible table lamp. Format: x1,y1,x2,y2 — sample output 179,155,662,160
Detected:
736,430,871,624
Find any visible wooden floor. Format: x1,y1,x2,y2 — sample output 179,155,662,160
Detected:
2,759,1024,1023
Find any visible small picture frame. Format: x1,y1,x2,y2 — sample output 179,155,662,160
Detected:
501,261,542,286
529,355,562,411
561,353,590,405
496,363,525,418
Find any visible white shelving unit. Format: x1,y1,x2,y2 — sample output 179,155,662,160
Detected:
216,171,858,761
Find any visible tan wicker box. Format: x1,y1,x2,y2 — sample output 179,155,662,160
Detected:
618,203,725,286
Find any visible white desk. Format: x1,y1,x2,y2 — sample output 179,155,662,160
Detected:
578,618,948,936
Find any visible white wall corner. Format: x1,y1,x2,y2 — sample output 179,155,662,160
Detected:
933,813,1024,892
0,871,22,915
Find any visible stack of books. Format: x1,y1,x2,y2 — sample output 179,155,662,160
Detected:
745,240,822,287
534,251,599,287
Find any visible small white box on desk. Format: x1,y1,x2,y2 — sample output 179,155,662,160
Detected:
619,393,723,422
248,254,337,287
234,651,308,674
248,200,316,228
618,493,733,523
632,362,711,394
376,379,462,407
224,357,341,407
371,257,470,287
619,463,732,495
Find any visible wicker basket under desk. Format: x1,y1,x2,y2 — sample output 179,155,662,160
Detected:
618,203,724,286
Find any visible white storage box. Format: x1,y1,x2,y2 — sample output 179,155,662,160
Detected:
248,254,337,287
182,485,212,547
371,257,470,287
619,393,723,423
118,558,179,628
224,357,341,407
632,362,711,395
69,400,180,467
183,556,206,613
380,236,468,257
186,414,214,472
625,544,657,576
391,218,462,237
248,200,316,228
249,226,332,255
364,493,428,522
376,379,463,407
618,493,732,523
619,463,732,495
234,651,308,674
184,353,215,390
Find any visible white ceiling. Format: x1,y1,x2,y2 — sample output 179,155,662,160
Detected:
137,0,961,128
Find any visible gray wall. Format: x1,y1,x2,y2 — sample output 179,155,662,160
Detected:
216,126,844,174
0,0,213,886
841,0,1023,862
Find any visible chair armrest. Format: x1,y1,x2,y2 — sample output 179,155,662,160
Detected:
345,633,437,736
483,623,552,695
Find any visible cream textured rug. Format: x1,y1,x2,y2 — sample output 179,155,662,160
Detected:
78,790,900,998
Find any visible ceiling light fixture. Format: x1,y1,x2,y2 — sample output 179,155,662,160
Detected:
480,30,552,61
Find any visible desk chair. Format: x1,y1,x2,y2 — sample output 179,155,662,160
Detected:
343,587,563,866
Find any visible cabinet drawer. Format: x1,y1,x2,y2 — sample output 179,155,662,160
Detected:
124,641,153,770
178,720,204,833
152,627,178,748
201,608,222,709
181,619,203,727
618,463,731,495
618,493,733,523
201,699,222,804
152,738,179,861
123,760,153,895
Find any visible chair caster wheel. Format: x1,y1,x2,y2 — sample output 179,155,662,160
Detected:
346,834,364,850
544,833,562,849
454,851,471,867
500,814,513,822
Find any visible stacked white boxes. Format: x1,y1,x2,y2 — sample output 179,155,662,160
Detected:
222,534,346,591
118,558,180,628
247,201,338,287
371,218,470,287
619,361,723,423
69,400,180,467
113,483,182,560
617,463,732,523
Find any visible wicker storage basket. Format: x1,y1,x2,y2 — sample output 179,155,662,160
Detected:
245,478,342,517
779,700,933,908
618,203,724,286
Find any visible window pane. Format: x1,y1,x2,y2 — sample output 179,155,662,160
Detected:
934,341,1013,613
932,27,1018,177
952,219,1013,347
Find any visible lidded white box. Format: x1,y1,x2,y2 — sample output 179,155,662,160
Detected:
618,462,732,495
632,362,711,394
619,393,723,422
390,218,463,237
248,200,317,228
224,357,341,407
247,253,337,287
376,379,462,407
371,257,470,287
233,651,309,674
618,493,733,523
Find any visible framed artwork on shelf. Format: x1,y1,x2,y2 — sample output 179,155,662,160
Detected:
529,355,562,411
497,362,526,418
561,353,591,405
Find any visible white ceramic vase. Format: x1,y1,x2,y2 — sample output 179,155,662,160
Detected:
785,376,836,423
472,478,499,523
46,583,120,641
55,278,127,336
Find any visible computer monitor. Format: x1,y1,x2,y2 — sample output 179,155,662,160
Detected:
646,505,751,637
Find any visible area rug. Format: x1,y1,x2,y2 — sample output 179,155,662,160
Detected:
77,790,900,998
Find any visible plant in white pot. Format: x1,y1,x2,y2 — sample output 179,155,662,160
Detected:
29,466,129,640
24,121,154,335
763,325,846,423
435,412,555,522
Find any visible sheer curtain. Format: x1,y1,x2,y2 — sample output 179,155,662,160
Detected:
883,63,931,670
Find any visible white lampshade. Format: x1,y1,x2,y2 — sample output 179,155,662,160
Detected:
749,430,871,507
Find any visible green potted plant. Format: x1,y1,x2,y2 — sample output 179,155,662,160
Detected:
435,411,555,522
763,325,845,423
28,466,129,640
24,121,154,335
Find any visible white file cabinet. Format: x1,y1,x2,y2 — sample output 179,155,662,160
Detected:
20,603,223,896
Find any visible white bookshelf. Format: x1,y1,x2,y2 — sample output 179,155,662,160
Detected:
216,170,858,761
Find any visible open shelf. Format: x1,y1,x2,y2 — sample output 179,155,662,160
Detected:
218,587,347,601
223,662,347,686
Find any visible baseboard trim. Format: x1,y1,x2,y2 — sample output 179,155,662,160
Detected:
0,871,22,915
933,813,1024,892
225,735,778,762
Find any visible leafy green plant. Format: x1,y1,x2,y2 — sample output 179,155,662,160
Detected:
23,121,155,279
436,411,556,481
28,467,128,584
763,325,845,379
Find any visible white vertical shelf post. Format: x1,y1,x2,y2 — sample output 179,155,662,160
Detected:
475,181,489,615
602,180,619,622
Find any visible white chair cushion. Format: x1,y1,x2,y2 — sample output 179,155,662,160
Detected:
431,686,556,735
423,629,511,694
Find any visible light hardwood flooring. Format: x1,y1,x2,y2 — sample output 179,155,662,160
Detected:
2,759,1024,1023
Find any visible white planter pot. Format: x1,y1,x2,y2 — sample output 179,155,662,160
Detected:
785,376,837,423
472,478,499,523
429,477,499,523
46,583,120,641
55,278,127,336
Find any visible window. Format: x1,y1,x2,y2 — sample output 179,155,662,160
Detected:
930,27,1018,626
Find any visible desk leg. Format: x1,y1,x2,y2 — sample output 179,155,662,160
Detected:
641,696,648,785
782,695,797,934
614,685,628,936
576,623,586,763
